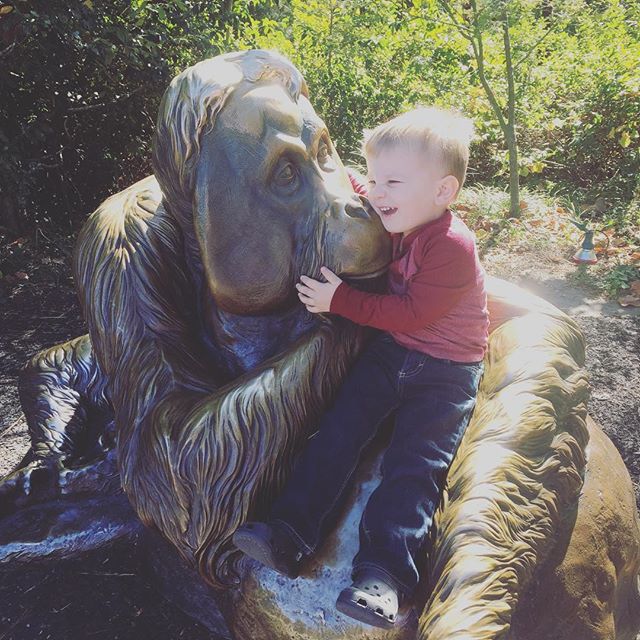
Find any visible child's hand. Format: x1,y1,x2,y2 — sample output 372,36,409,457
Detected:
297,266,343,313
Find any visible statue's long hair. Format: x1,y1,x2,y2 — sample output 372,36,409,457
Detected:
74,51,359,588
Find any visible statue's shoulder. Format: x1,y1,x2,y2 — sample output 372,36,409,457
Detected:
80,175,163,240
73,175,181,271
73,174,185,318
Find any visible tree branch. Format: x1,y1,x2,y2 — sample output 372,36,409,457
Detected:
66,87,143,114
437,0,507,133
437,0,475,41
470,0,507,134
503,6,515,129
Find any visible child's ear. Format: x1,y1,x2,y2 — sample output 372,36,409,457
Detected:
435,175,459,205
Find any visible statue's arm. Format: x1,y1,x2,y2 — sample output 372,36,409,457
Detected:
18,333,110,461
418,294,590,638
0,334,114,510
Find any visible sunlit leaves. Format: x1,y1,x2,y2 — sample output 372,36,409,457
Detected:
1,0,637,232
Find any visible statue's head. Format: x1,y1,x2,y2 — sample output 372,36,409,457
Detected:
152,49,390,314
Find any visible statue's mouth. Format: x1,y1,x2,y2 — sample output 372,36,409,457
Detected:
342,266,388,293
343,266,388,281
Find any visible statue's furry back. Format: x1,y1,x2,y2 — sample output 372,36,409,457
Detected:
74,173,364,586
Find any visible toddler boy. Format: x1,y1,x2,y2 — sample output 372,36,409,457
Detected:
233,107,489,629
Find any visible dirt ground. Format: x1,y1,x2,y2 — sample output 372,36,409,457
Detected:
0,231,639,639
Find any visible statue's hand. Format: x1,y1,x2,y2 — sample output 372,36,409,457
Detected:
0,457,65,516
0,446,120,518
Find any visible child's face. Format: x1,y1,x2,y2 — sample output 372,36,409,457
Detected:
366,146,458,237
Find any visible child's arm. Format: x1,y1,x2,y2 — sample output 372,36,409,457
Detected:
298,237,477,332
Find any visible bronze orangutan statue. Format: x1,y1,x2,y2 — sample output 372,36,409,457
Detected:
0,50,639,640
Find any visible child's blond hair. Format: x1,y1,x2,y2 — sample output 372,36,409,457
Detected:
362,107,475,192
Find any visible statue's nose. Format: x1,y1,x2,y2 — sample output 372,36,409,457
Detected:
333,196,371,221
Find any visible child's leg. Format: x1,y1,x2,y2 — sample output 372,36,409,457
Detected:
269,333,404,554
352,355,483,598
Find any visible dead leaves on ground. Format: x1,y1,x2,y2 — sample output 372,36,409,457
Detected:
460,202,640,307
618,280,640,307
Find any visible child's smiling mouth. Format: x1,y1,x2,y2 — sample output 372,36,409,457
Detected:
378,206,398,217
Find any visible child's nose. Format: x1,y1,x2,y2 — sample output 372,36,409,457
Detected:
370,184,386,200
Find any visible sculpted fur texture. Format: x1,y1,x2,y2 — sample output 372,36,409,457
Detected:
72,50,388,587
420,279,590,638
3,50,638,640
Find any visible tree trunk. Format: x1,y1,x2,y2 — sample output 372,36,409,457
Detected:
440,0,522,218
505,124,520,218
502,6,521,218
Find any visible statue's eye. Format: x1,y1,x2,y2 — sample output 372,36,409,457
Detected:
274,161,298,188
317,139,335,171
317,142,329,164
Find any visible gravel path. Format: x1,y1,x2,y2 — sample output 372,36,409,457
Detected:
483,243,640,508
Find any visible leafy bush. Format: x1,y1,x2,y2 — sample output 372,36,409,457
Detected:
602,264,640,297
0,0,236,232
1,0,637,234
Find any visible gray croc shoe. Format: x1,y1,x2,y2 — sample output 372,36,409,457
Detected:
336,570,403,629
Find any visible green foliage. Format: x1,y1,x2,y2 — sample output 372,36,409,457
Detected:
0,0,236,231
524,1,640,219
601,264,640,297
0,0,637,233
217,0,420,165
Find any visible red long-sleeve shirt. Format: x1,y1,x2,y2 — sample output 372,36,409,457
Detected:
333,176,489,361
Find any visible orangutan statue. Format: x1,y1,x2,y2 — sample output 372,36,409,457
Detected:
0,50,639,640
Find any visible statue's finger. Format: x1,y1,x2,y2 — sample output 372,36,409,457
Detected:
0,466,30,502
0,475,17,499
15,464,35,496
299,275,319,290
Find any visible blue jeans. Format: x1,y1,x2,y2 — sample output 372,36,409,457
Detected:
270,332,483,596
